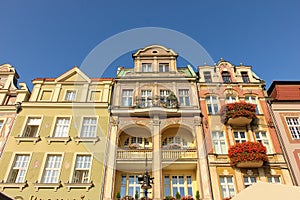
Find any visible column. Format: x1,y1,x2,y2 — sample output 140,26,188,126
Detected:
103,117,118,200
234,168,244,192
227,125,234,146
247,124,255,141
195,117,213,200
152,116,162,200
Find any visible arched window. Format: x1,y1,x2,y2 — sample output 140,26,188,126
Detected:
245,95,260,114
123,137,149,149
225,95,238,104
205,96,219,114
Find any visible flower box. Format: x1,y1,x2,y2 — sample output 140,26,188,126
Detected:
236,160,263,168
129,143,139,149
221,102,256,125
228,141,268,168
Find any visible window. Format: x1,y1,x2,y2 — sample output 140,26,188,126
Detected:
178,89,190,106
80,117,97,137
206,96,219,114
141,90,152,108
244,176,257,188
268,176,281,184
204,71,212,83
159,63,169,72
255,131,272,154
124,137,149,149
234,131,246,143
162,136,188,148
72,155,91,183
120,175,141,198
241,72,250,83
89,91,101,101
41,155,62,183
172,175,185,197
7,154,30,183
53,117,70,137
212,131,227,154
222,71,231,83
23,117,41,137
160,89,170,101
286,117,300,139
245,96,260,114
163,175,193,197
122,90,133,107
40,90,52,101
142,63,152,72
225,96,237,104
220,176,235,199
65,90,76,101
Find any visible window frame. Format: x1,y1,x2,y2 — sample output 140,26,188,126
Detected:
120,174,142,198
6,153,32,184
243,176,257,188
159,63,170,72
212,131,227,154
203,71,212,83
255,131,272,154
38,89,54,101
40,154,63,184
206,95,219,114
245,95,261,114
285,117,300,140
225,96,238,104
219,176,236,199
233,130,247,143
121,89,133,107
70,154,93,184
64,90,77,101
79,116,98,138
52,116,71,137
22,116,42,138
241,71,250,83
141,63,152,72
163,175,194,197
0,118,5,137
268,176,281,184
88,90,102,102
141,90,152,108
222,71,231,83
178,89,190,106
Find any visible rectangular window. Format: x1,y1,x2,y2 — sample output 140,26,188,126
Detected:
7,154,30,183
241,72,250,83
220,176,235,198
212,131,227,154
159,63,169,72
141,90,152,108
164,176,171,197
179,89,190,106
122,90,133,107
53,117,70,137
72,155,91,183
204,71,212,83
0,120,4,137
187,175,193,196
225,96,237,104
142,63,152,72
222,72,231,83
234,131,246,143
120,175,141,198
268,176,281,184
255,131,272,154
286,117,300,139
23,117,42,137
244,176,257,188
80,117,97,137
206,96,219,114
42,155,62,183
245,96,260,114
65,90,76,101
172,176,185,197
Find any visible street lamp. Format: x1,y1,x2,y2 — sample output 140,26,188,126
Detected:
138,155,154,199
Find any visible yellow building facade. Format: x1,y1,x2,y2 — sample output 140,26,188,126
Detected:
0,67,113,200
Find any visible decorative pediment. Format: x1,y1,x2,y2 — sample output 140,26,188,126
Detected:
55,66,91,83
132,44,178,57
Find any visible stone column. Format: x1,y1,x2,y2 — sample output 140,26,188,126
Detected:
247,124,254,141
227,125,234,146
152,116,162,200
194,117,213,200
234,168,244,192
103,117,118,200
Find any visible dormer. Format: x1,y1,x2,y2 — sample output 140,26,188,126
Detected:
132,45,178,73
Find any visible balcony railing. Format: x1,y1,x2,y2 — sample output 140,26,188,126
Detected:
135,95,178,109
116,149,197,161
162,149,197,160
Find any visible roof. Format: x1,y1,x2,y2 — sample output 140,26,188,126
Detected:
268,80,300,95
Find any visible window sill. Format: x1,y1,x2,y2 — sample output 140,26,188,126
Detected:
14,135,41,144
0,180,28,191
33,181,62,191
64,181,94,191
73,136,99,144
45,136,71,144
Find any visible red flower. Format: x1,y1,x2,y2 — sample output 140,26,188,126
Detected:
220,102,257,124
228,141,268,166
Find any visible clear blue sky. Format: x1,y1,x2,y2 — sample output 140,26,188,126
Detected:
1,0,299,89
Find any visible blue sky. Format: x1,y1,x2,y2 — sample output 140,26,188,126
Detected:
0,0,300,89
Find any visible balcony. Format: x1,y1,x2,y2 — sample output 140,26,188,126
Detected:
117,149,152,160
135,93,178,109
221,102,256,126
162,149,197,160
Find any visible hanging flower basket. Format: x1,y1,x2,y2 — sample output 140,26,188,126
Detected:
228,141,268,168
168,143,182,149
129,143,139,149
220,102,257,125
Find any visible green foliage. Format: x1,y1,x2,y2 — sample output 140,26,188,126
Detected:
176,191,181,199
135,190,139,199
116,191,121,199
195,190,200,200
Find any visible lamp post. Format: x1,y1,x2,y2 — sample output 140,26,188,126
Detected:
138,155,154,199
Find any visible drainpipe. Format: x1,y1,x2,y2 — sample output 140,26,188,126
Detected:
266,99,298,185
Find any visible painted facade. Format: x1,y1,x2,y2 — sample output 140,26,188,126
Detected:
0,64,30,157
198,60,293,200
0,67,113,200
103,45,212,200
268,81,300,185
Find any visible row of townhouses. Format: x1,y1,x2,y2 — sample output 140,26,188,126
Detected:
0,45,299,200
